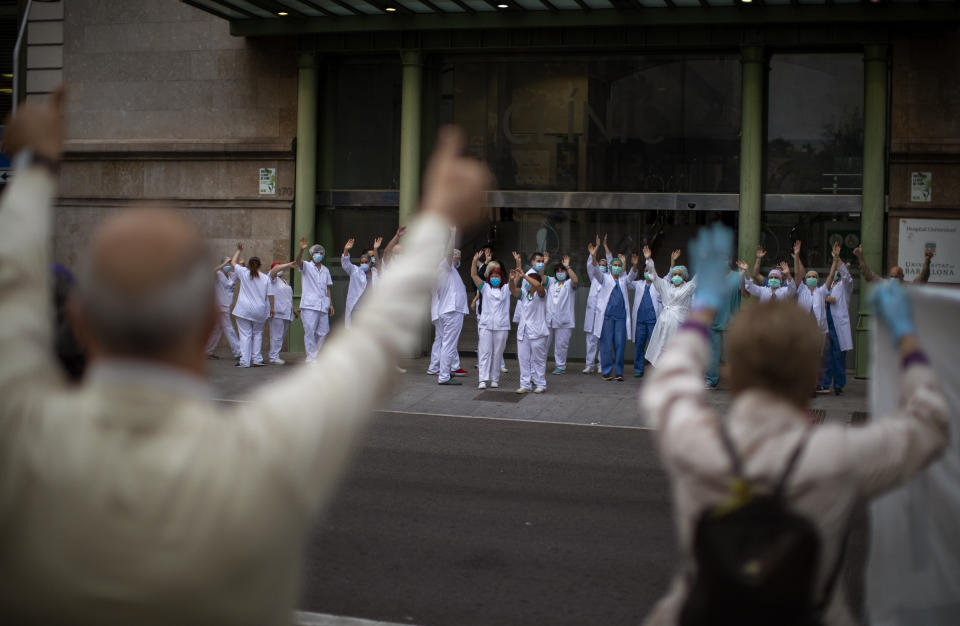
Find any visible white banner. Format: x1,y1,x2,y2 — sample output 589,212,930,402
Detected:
897,219,960,284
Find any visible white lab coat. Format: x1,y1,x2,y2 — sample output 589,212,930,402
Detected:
796,281,829,333
826,262,855,352
232,265,272,324
547,277,576,329
744,276,797,302
269,275,294,322
478,281,511,331
628,278,663,329
214,270,237,312
644,259,697,367
435,262,469,317
341,254,375,327
298,261,332,313
516,275,549,340
586,258,636,342
583,254,613,335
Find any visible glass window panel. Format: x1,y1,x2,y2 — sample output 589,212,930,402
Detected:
440,54,741,193
767,53,864,195
332,59,402,189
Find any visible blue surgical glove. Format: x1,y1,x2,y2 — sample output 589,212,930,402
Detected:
688,223,735,311
869,280,915,343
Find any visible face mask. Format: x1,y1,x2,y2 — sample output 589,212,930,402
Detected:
805,277,818,288
276,271,284,278
360,263,371,272
456,261,461,269
834,271,840,280
599,265,608,273
369,256,376,263
223,265,232,273
644,272,653,282
671,275,683,286
313,253,324,263
768,278,781,289
490,277,502,288
534,262,545,272
556,272,567,282
611,266,623,276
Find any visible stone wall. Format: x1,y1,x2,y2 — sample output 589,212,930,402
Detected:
887,25,960,267
56,0,298,269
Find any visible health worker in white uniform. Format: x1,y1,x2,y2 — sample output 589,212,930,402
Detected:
229,245,272,368
470,254,511,389
792,239,834,394
205,256,241,361
433,249,469,385
295,238,334,363
546,255,579,375
510,251,549,394
583,237,613,373
341,237,380,328
266,261,297,365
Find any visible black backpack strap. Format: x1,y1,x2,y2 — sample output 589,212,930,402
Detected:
816,528,850,612
715,416,744,478
773,426,814,498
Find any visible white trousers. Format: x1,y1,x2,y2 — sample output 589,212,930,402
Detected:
236,317,264,367
478,328,509,385
300,308,330,362
548,327,573,370
205,310,240,357
437,312,464,383
517,335,548,390
429,319,442,373
267,318,290,362
585,332,599,368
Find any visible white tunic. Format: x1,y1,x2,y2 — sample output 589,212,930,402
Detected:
744,277,796,302
214,270,237,312
547,278,576,329
298,262,332,313
628,279,663,326
583,254,613,334
232,266,273,324
587,260,637,342
478,282,511,331
516,277,549,340
341,254,375,327
796,282,828,333
825,263,855,352
644,260,697,367
269,276,294,322
435,262,469,318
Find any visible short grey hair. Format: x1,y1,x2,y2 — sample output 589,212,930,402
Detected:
76,255,214,355
309,244,325,256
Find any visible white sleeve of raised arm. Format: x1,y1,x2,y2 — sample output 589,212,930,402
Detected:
231,213,453,516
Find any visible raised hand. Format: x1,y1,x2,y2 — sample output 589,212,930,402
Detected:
631,252,640,266
736,260,749,272
853,245,863,259
756,246,766,259
670,249,681,264
587,241,597,256
2,84,64,161
397,225,407,237
511,251,522,268
643,245,652,260
299,237,308,250
562,255,570,268
793,240,801,257
473,250,483,262
420,126,493,231
484,248,492,262
344,238,355,252
688,223,735,312
373,236,383,250
832,241,841,258
543,252,550,265
779,261,790,273
237,242,244,251
595,234,600,247
618,253,626,265
870,279,916,343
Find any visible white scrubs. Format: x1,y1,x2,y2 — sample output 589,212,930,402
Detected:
232,266,272,367
743,276,797,302
546,277,576,371
267,274,294,362
583,254,613,370
298,261,333,362
477,280,511,386
434,262,468,383
341,254,377,328
516,272,549,391
206,269,241,358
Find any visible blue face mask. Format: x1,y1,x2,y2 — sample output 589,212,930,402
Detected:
223,265,232,273
534,262,545,272
369,256,376,263
360,263,371,272
490,277,502,288
599,265,608,273
834,271,841,280
644,272,653,282
611,265,623,276
313,253,324,263
556,272,567,282
456,261,461,269
671,275,683,286
768,278,781,289
805,277,818,288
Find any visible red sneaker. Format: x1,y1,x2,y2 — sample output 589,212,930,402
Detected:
451,368,468,377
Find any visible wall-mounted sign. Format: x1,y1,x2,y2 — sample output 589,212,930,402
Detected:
259,168,276,195
898,218,959,283
910,171,932,202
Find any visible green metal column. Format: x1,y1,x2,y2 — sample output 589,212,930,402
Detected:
316,62,336,250
399,50,423,227
737,45,765,264
855,44,889,378
290,49,318,353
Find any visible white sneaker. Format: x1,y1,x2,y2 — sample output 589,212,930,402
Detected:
582,365,594,373
426,370,438,375
516,387,531,394
396,366,407,374
478,381,487,390
533,387,546,394
490,381,499,388
269,359,285,365
500,366,509,373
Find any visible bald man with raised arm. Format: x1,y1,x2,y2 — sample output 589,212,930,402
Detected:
0,91,492,626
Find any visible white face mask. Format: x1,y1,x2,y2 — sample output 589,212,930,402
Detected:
276,271,284,278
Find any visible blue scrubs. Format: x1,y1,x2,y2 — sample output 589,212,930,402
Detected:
600,282,627,377
633,283,657,375
820,304,846,390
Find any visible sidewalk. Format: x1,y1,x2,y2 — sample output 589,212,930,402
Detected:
209,349,869,428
